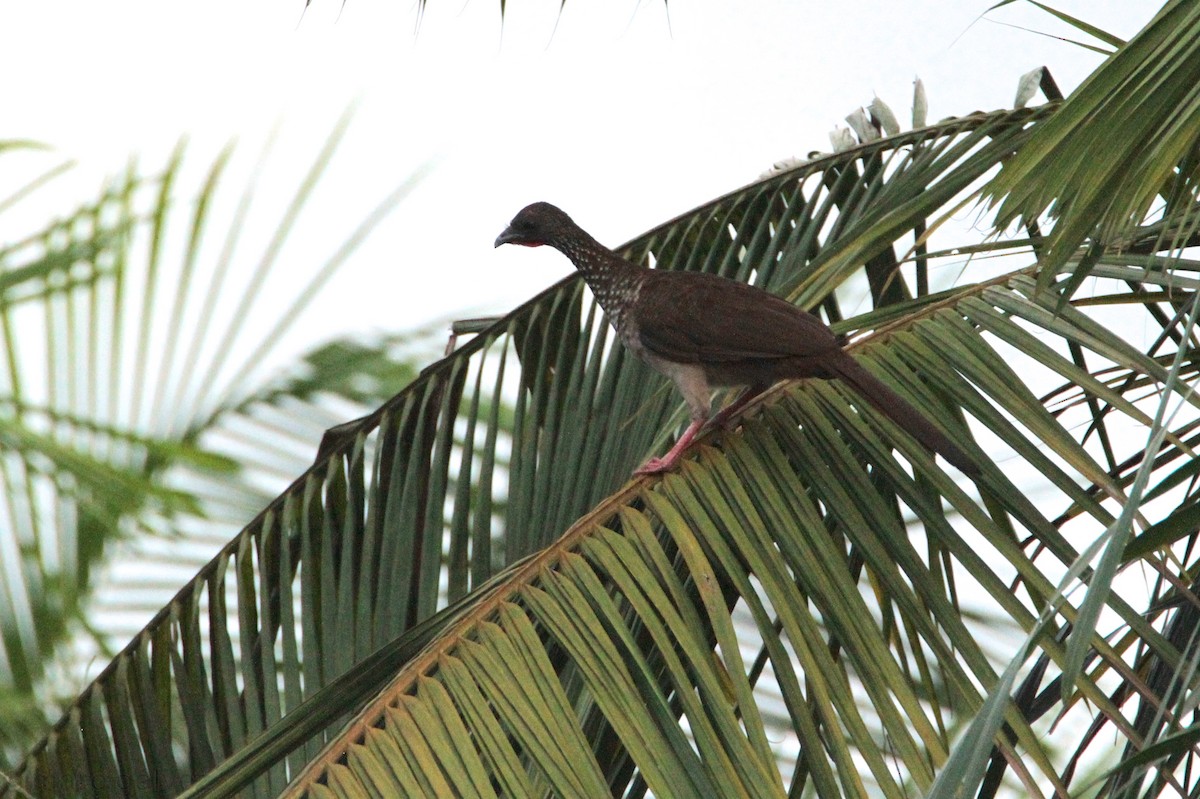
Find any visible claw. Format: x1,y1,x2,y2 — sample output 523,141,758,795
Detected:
634,457,674,475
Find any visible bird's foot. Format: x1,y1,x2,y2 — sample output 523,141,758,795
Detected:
634,456,677,476
635,418,707,476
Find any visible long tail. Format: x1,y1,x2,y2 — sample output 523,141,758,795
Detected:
827,354,979,477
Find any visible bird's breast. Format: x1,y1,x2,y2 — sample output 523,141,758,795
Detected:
615,311,649,360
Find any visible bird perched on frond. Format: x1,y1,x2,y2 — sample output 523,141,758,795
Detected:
496,201,977,477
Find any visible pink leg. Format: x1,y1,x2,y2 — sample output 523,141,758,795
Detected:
635,418,706,475
636,385,770,476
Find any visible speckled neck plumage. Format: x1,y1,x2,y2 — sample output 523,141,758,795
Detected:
551,228,647,332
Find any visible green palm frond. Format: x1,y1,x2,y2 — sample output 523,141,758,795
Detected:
84,331,449,655
0,115,423,762
984,0,1200,294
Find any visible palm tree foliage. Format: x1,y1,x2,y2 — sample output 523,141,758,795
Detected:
0,120,427,765
7,3,1200,798
986,0,1200,295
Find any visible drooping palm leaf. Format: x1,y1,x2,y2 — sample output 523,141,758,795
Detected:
85,330,450,651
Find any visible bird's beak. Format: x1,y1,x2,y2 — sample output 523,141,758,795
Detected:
494,226,543,248
494,227,517,248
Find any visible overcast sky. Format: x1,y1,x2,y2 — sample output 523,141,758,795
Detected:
0,1,1158,375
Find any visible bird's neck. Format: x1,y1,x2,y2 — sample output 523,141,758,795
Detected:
553,233,647,328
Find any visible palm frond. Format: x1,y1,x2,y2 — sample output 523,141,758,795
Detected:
984,0,1200,293
10,94,1200,798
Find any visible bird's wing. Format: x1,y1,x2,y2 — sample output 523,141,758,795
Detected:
633,271,842,363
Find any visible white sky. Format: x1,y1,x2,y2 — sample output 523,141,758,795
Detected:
0,0,1159,381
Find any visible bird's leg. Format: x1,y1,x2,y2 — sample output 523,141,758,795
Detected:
637,383,770,474
635,417,706,475
708,383,769,431
637,375,713,475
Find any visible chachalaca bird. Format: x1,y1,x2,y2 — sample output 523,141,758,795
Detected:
495,201,977,477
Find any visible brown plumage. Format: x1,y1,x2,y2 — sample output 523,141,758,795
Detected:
496,201,977,477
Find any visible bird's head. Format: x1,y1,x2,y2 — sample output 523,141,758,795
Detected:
494,202,576,248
